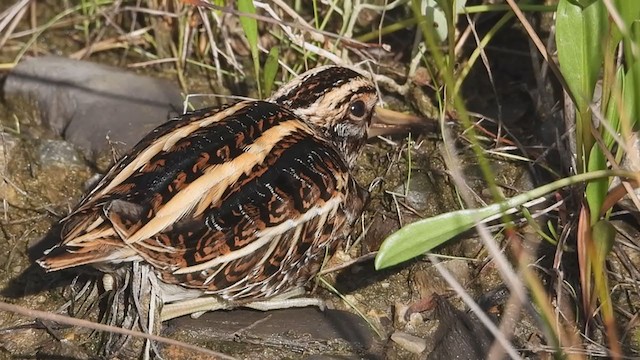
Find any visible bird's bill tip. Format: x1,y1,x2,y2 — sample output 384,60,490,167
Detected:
369,107,430,138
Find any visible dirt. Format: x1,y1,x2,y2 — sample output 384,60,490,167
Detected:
1,1,623,359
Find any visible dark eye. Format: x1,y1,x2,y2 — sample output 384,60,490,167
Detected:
349,100,366,118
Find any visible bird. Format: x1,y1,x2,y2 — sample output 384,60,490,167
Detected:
36,65,389,322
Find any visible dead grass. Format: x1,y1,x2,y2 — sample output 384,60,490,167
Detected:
1,1,640,359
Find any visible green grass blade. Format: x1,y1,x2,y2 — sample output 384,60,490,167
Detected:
263,47,279,97
585,145,608,223
237,0,261,98
603,68,624,150
614,0,640,48
375,206,498,269
591,219,619,354
623,61,640,131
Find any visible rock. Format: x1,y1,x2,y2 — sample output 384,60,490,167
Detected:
410,259,471,299
166,308,377,358
37,139,84,168
390,331,427,354
392,171,434,212
3,56,183,162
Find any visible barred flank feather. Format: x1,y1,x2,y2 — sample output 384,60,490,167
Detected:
38,66,375,304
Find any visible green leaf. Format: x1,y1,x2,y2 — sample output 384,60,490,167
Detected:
374,169,635,270
603,58,640,165
263,47,279,97
569,0,597,7
237,0,261,97
591,219,616,314
624,62,640,131
590,219,618,349
626,21,640,66
613,0,640,66
614,0,640,39
615,0,640,24
375,206,497,269
419,0,467,42
585,145,607,223
556,0,607,111
592,220,616,265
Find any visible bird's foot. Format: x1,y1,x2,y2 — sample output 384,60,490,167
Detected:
160,287,326,321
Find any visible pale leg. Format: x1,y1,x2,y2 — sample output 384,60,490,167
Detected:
243,288,326,311
160,287,325,321
161,296,232,321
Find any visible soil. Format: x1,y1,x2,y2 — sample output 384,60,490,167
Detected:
2,1,639,359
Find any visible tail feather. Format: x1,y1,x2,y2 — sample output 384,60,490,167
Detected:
38,240,137,272
38,203,142,272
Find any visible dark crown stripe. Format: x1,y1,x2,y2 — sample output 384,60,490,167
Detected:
273,67,363,109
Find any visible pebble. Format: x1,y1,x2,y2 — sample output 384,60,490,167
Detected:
37,139,84,167
393,301,409,325
343,294,358,304
392,172,434,212
390,331,427,354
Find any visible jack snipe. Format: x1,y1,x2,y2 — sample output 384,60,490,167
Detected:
37,66,393,321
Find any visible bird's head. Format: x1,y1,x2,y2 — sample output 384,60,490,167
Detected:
269,66,377,167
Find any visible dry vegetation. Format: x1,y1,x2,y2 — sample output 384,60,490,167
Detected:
1,0,640,359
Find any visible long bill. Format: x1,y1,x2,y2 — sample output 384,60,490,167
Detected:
368,106,434,138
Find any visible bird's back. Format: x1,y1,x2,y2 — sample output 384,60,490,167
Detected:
38,100,367,300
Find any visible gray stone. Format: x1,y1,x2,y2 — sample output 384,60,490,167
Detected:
37,139,84,168
3,56,183,162
392,172,434,212
166,308,377,357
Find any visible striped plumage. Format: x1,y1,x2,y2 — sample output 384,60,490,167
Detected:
37,66,376,310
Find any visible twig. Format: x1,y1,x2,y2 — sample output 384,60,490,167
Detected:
0,300,237,359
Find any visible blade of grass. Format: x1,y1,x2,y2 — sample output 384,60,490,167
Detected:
263,46,279,97
0,0,30,49
602,68,624,151
585,145,608,224
14,0,114,64
463,3,556,14
591,219,621,358
237,0,261,98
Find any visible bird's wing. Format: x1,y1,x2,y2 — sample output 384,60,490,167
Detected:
38,101,363,282
142,128,363,298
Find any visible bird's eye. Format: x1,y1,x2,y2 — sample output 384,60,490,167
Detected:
349,100,366,118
